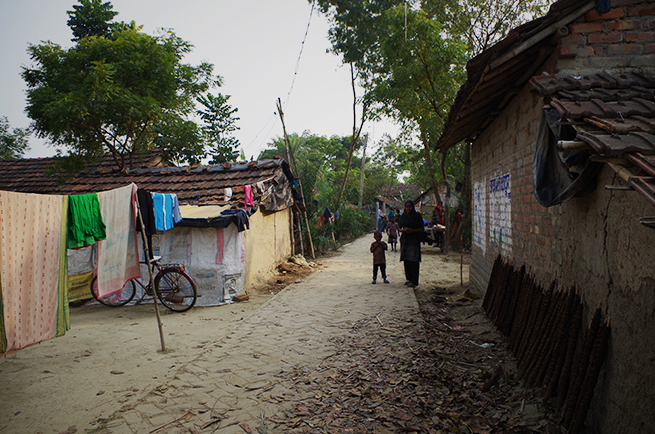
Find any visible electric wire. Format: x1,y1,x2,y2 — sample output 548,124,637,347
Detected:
245,0,316,159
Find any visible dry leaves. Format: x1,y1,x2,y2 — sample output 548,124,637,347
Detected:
263,285,561,433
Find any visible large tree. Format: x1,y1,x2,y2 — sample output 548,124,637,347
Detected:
22,1,239,170
0,117,31,159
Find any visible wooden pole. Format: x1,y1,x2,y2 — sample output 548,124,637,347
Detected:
135,197,166,352
289,206,295,256
276,98,315,258
460,254,464,286
296,210,305,257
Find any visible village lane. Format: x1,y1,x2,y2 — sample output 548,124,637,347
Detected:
108,234,424,433
1,234,434,434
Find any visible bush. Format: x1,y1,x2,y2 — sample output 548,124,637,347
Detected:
334,207,374,240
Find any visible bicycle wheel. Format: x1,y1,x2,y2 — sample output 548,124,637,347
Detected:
90,276,137,307
154,269,197,312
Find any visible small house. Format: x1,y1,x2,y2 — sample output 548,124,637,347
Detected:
436,0,655,431
0,155,299,306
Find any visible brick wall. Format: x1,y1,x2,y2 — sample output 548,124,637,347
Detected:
470,84,563,292
559,1,655,69
467,2,655,432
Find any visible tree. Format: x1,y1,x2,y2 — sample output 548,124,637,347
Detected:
423,0,550,55
67,0,118,41
197,93,241,164
22,1,238,171
0,117,31,159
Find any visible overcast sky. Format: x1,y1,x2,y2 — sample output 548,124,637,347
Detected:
0,0,399,160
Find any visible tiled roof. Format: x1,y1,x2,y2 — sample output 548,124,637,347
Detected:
0,149,165,195
380,184,422,201
0,154,293,206
530,71,655,210
376,184,423,211
436,0,595,151
0,157,61,194
55,160,290,205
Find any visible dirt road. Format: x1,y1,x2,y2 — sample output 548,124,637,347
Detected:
0,234,556,433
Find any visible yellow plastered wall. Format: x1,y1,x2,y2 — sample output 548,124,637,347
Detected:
242,208,293,289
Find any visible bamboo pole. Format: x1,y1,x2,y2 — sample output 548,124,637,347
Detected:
276,98,315,258
296,209,305,257
289,205,295,256
135,197,166,352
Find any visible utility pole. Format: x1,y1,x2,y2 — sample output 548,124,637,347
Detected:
276,98,315,259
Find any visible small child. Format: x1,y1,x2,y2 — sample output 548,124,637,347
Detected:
370,231,389,284
386,217,399,252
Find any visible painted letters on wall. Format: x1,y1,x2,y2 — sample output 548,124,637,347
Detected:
473,180,486,256
489,174,512,255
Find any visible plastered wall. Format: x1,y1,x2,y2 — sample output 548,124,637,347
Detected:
242,208,293,289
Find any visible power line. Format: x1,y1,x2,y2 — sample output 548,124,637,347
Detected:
245,0,316,160
284,0,316,107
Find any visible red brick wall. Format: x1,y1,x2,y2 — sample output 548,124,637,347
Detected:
559,1,655,69
469,4,655,431
470,84,562,291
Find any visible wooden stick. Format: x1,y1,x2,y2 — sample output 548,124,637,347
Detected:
135,194,166,353
276,98,315,258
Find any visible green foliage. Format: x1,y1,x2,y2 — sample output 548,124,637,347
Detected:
334,207,374,239
0,117,31,159
258,130,383,253
22,0,238,171
258,131,370,217
197,93,241,164
313,0,550,195
67,0,118,41
422,0,551,55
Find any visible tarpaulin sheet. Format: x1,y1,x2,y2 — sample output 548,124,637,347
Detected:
532,108,602,207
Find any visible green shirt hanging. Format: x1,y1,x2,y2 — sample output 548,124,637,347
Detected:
67,193,107,249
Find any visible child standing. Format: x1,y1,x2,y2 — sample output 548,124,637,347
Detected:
386,216,399,252
370,231,389,284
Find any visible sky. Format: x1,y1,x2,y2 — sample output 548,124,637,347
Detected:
0,0,399,160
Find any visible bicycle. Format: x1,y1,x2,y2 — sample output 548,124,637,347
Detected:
90,256,198,312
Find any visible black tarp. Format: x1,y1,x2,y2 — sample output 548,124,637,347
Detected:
532,108,602,207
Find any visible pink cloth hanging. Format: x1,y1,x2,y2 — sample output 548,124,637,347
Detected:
96,184,141,299
216,228,224,264
0,191,69,354
244,185,254,207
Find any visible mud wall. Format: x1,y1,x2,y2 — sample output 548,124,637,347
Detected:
242,208,292,289
470,84,655,432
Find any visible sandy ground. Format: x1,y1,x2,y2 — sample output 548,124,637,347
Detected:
0,236,471,433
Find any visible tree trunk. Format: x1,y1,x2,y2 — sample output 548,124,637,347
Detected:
358,137,367,208
439,150,451,253
337,63,367,205
452,142,471,251
420,128,442,205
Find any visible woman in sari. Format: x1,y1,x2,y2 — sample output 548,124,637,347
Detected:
398,199,424,288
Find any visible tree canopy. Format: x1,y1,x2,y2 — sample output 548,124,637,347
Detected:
0,117,31,159
67,0,119,41
22,0,240,171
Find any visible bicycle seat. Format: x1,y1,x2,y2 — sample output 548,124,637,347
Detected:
140,255,162,264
